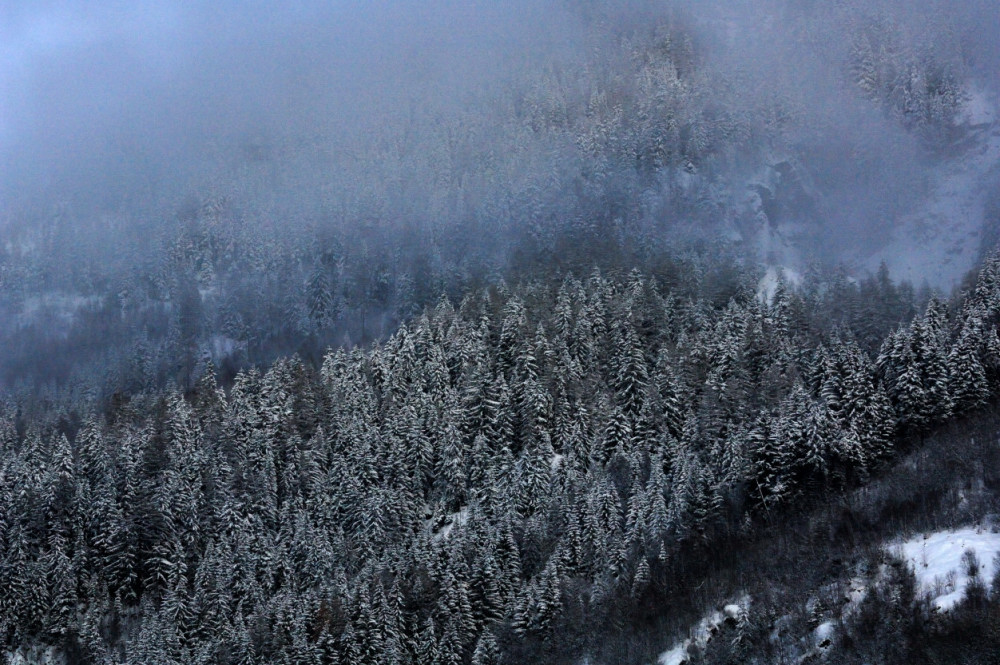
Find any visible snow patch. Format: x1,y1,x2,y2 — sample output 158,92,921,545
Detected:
657,643,689,665
550,453,565,471
896,527,1000,611
814,620,835,646
5,646,65,665
694,611,725,649
656,598,748,665
431,507,470,541
846,577,868,605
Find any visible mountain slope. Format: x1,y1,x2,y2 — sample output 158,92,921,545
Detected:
863,85,1000,291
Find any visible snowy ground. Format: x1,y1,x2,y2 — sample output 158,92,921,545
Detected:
431,507,470,541
895,526,1000,611
656,601,746,665
5,646,64,665
814,620,835,646
864,84,1000,291
656,643,689,665
650,527,1000,665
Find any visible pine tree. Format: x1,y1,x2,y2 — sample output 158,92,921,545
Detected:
78,585,109,663
438,616,465,665
912,309,953,424
631,556,651,599
42,533,77,640
77,417,110,487
777,383,812,491
435,416,468,511
949,324,990,414
747,413,789,508
307,262,337,330
802,400,833,484
602,406,633,465
47,433,77,540
471,631,501,665
879,326,933,431
624,485,649,553
645,454,670,544
835,427,868,484
414,618,441,665
612,319,648,417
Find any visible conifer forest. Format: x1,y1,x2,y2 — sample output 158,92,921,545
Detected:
2,1,1000,663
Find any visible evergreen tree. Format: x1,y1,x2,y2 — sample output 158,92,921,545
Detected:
414,618,441,665
471,631,501,665
612,319,649,417
949,323,990,413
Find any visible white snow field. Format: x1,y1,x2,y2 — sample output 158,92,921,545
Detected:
896,527,1000,611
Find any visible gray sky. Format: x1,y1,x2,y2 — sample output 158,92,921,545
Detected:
0,1,581,211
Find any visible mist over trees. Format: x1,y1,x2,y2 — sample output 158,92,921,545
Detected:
2,1,1000,664
0,0,994,401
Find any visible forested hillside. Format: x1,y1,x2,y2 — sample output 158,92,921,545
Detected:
3,1,1000,663
4,250,1000,664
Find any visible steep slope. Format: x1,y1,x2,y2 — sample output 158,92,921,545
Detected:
863,84,1000,291
640,402,1000,665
